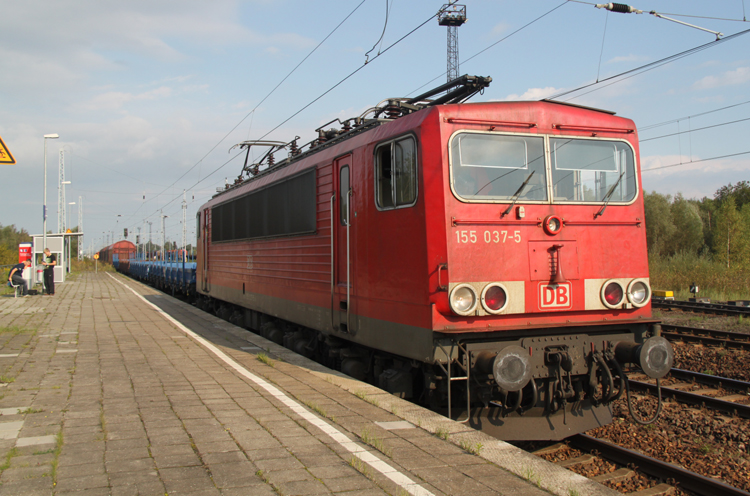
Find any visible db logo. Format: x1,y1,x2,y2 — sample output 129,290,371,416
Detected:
539,282,572,310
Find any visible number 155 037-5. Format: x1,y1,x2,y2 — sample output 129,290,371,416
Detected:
455,230,521,244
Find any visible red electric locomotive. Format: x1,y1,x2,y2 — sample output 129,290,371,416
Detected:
196,76,672,440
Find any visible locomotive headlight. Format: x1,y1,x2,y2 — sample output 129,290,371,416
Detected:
481,283,508,314
450,284,478,316
543,215,563,235
627,279,651,307
601,280,625,309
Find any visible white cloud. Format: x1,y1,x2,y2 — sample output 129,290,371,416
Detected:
82,87,173,112
490,22,510,37
499,87,563,101
693,67,750,90
607,54,649,64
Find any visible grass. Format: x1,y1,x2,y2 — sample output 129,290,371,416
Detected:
19,408,43,415
360,427,392,457
459,439,483,455
302,400,335,422
354,390,380,408
649,251,750,300
256,353,274,367
50,430,63,482
522,466,542,488
0,447,19,471
435,427,450,440
0,376,15,384
348,456,371,478
0,326,30,336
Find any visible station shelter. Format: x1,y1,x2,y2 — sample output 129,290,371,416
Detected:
30,232,84,286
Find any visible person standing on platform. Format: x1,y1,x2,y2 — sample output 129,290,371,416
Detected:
42,248,57,296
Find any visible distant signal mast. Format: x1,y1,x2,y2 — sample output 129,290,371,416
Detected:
438,4,467,83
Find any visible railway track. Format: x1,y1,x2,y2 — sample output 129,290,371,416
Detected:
661,323,750,351
540,434,750,496
628,369,750,419
652,299,750,317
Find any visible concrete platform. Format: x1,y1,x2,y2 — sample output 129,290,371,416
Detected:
0,271,620,496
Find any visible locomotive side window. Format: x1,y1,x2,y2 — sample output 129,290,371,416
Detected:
196,213,201,239
375,136,417,210
550,138,635,203
340,166,350,225
450,133,547,202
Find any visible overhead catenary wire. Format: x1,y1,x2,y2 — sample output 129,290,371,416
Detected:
169,2,455,206
639,98,750,131
134,0,370,220
568,0,749,22
639,116,750,143
118,0,447,243
642,150,750,172
547,27,750,101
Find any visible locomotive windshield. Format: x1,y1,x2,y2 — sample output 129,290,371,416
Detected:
450,133,547,201
550,138,636,203
450,132,636,204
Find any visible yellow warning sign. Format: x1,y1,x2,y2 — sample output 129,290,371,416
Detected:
94,253,99,260
0,136,15,164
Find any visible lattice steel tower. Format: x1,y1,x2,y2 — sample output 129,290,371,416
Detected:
438,4,467,83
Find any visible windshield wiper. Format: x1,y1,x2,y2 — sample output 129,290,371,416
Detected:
594,171,625,218
502,171,535,217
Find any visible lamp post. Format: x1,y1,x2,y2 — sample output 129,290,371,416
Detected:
43,134,59,253
161,212,169,262
67,202,76,272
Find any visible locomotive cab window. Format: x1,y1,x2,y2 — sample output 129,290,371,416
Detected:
375,136,417,210
450,132,547,202
551,138,636,203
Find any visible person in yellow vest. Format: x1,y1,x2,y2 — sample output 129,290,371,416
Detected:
42,248,57,296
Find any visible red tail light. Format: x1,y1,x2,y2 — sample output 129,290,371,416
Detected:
482,283,509,314
603,282,624,306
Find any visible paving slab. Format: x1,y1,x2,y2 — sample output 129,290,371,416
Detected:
0,270,621,496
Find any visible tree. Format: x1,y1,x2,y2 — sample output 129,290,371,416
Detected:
0,245,15,266
714,180,750,210
0,224,31,251
643,192,675,256
712,197,750,268
670,194,704,254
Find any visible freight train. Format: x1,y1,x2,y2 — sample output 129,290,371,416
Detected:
190,76,671,440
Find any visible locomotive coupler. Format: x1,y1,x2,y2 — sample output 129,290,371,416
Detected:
546,347,575,418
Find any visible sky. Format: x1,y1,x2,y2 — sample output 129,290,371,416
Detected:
1,0,749,253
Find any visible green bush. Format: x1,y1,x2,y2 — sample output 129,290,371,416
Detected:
649,251,750,300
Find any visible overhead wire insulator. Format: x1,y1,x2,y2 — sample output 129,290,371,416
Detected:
595,3,642,14
594,2,723,39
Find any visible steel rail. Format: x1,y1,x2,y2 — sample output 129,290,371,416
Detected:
653,299,750,316
661,324,750,351
628,379,750,418
669,368,750,394
569,434,750,496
